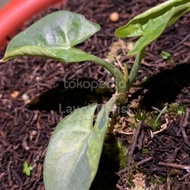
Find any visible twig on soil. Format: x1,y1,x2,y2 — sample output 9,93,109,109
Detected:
137,130,144,150
167,175,171,190
178,172,190,181
136,156,153,166
12,169,23,185
117,167,128,175
153,117,169,136
158,162,190,172
7,161,12,187
22,134,30,151
180,109,190,147
180,108,190,127
128,121,142,166
116,184,124,190
181,127,190,147
171,34,190,51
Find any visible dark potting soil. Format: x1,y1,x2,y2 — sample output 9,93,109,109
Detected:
1,0,190,189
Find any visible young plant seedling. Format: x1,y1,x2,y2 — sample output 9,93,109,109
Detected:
168,103,185,116
23,161,33,177
160,50,171,60
1,1,190,189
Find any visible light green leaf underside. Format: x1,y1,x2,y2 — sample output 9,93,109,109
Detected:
2,10,100,62
115,0,190,55
3,46,94,62
43,97,116,190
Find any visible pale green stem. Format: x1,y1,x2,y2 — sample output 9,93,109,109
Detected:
127,48,145,90
104,94,118,113
90,55,127,105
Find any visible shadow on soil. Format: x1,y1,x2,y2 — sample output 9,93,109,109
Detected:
27,78,113,114
133,62,190,110
28,63,190,113
90,135,120,190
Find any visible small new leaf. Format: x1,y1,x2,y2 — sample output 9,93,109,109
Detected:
115,0,190,55
160,50,171,60
23,161,33,177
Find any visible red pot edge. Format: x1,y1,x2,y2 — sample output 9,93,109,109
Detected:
0,0,68,51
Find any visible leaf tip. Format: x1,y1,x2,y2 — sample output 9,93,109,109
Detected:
115,28,122,38
127,50,136,56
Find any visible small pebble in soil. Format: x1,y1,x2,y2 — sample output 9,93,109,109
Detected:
11,91,19,99
22,93,31,104
30,131,37,141
110,12,119,22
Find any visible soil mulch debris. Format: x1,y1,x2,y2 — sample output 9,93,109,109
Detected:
1,0,190,189
117,109,190,190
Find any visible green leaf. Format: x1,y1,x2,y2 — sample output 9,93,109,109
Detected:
2,10,100,62
160,50,171,60
23,161,33,176
115,0,190,55
43,97,116,190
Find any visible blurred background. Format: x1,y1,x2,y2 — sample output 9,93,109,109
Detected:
0,0,9,8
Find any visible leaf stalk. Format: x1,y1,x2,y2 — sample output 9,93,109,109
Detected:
90,55,127,105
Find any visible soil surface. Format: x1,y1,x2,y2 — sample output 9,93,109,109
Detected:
1,0,190,190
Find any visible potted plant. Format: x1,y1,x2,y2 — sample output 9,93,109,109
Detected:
1,0,190,189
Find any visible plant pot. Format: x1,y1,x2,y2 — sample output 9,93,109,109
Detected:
0,0,67,50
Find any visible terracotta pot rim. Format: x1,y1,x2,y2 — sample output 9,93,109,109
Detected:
0,0,67,50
